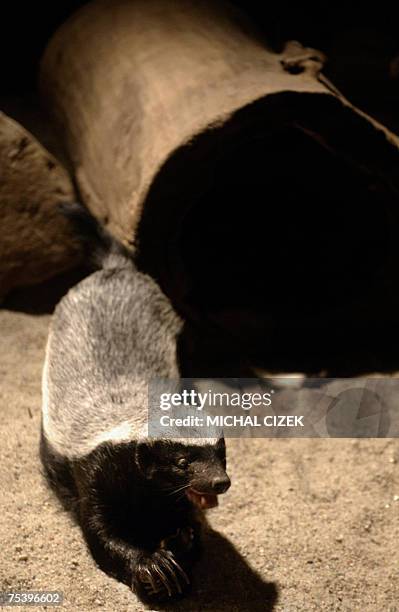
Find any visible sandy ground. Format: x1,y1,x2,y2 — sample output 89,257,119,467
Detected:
1,308,399,612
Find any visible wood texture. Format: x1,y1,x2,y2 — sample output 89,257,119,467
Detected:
0,112,82,297
40,0,331,246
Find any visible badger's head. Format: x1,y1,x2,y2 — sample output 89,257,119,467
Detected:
135,437,230,509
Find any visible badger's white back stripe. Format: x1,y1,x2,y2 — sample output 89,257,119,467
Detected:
172,437,220,446
41,261,185,459
41,258,224,460
93,421,134,446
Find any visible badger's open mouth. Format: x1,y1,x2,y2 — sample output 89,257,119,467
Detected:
186,488,218,509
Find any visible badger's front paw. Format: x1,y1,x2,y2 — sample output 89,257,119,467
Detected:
160,526,195,555
133,549,190,600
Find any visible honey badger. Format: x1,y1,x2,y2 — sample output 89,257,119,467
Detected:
40,206,230,603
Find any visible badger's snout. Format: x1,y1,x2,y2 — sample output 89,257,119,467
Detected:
211,474,231,494
189,463,231,497
186,476,230,510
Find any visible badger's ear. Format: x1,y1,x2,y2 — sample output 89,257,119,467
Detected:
216,436,227,466
216,437,226,452
135,441,155,478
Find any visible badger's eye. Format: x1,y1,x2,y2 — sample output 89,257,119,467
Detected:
177,457,188,469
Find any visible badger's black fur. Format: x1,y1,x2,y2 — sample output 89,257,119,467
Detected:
40,205,230,603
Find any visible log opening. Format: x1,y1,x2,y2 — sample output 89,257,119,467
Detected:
137,93,399,373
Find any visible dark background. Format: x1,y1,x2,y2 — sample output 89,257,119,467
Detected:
1,2,398,132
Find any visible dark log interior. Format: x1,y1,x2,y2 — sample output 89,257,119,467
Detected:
137,94,399,375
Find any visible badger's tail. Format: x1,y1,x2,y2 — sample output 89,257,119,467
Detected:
60,202,134,270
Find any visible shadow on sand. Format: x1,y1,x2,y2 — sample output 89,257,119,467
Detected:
151,528,278,612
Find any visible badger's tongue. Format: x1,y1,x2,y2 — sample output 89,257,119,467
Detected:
186,488,218,509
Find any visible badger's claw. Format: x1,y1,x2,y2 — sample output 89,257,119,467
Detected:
164,550,190,585
134,549,190,600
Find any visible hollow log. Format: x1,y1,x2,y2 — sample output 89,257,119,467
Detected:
0,112,82,298
40,0,399,366
39,0,333,245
